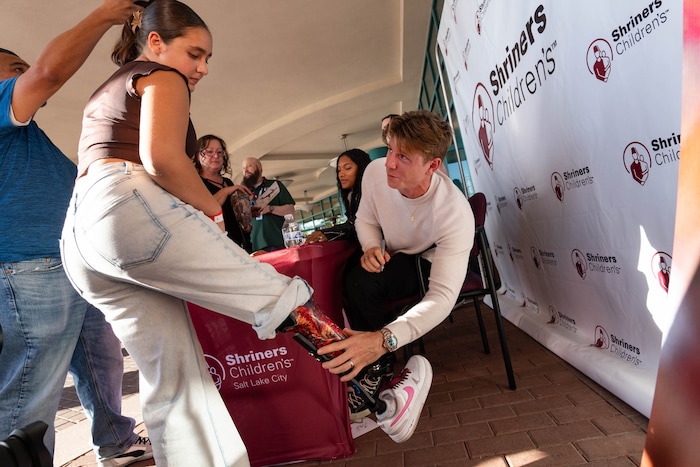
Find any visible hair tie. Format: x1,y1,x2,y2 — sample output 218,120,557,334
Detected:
131,10,143,34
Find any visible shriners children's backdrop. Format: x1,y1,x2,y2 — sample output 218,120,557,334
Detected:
439,0,682,417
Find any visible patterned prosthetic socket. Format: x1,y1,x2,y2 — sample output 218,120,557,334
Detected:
277,299,387,413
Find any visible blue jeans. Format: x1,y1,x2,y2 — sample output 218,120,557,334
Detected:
60,161,312,467
70,304,138,459
0,258,136,456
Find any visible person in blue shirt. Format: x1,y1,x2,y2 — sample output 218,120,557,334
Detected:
0,2,153,465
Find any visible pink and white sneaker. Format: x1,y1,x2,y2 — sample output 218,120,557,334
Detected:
375,355,432,443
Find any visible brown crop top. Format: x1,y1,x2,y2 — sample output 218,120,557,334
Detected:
77,61,197,176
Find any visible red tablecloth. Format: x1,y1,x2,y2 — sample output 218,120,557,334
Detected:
188,240,358,467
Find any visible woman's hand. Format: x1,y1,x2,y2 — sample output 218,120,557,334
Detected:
317,329,386,382
305,231,328,244
228,184,252,197
211,184,250,206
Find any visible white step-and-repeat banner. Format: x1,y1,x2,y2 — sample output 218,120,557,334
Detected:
438,0,682,416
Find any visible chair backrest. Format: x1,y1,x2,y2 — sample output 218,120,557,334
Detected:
468,192,487,228
468,192,486,258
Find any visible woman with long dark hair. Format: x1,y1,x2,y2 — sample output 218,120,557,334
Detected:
306,148,371,243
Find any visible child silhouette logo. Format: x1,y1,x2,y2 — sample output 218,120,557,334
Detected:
531,246,542,270
623,142,651,186
586,39,613,82
551,172,565,202
571,249,588,280
592,325,610,350
472,84,495,168
204,354,226,390
514,187,523,210
651,252,672,293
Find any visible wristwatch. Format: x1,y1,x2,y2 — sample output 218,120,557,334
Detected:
269,205,274,213
380,328,398,352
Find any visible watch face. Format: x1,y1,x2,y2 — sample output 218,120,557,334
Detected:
388,336,398,350
385,333,398,351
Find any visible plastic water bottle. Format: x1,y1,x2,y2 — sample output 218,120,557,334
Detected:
282,214,304,248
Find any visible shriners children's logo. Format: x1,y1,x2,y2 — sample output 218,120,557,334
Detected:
474,0,492,35
623,142,652,186
204,354,226,390
571,249,587,279
475,9,483,35
586,39,613,82
462,39,471,72
652,252,672,293
472,83,495,168
451,0,458,23
592,325,610,350
551,172,565,202
442,27,451,57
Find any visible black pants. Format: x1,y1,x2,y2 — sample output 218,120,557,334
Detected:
343,252,431,332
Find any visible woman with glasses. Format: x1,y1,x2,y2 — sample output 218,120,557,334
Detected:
192,134,253,252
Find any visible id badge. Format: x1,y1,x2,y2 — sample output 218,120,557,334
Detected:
251,200,263,220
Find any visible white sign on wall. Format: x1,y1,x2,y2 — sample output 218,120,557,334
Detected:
438,0,682,416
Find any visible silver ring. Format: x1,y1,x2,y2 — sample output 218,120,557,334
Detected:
348,360,354,369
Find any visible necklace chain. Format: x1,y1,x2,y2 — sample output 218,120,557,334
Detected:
203,177,224,187
402,198,417,223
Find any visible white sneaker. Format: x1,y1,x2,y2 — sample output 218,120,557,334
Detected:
98,436,153,466
376,355,432,443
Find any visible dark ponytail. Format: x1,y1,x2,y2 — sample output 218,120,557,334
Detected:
111,0,208,67
111,24,140,66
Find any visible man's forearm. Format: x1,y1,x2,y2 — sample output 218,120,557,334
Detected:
270,204,296,216
12,0,135,122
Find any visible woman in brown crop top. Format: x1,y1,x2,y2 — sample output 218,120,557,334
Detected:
61,2,423,463
61,1,325,465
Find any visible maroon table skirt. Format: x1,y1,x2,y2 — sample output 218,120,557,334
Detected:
188,240,358,467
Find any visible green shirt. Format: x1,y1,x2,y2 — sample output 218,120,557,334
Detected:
250,178,295,250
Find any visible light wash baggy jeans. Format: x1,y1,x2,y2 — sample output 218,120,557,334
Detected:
60,161,312,467
0,259,137,456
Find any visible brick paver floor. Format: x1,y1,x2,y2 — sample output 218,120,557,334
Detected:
57,300,648,466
